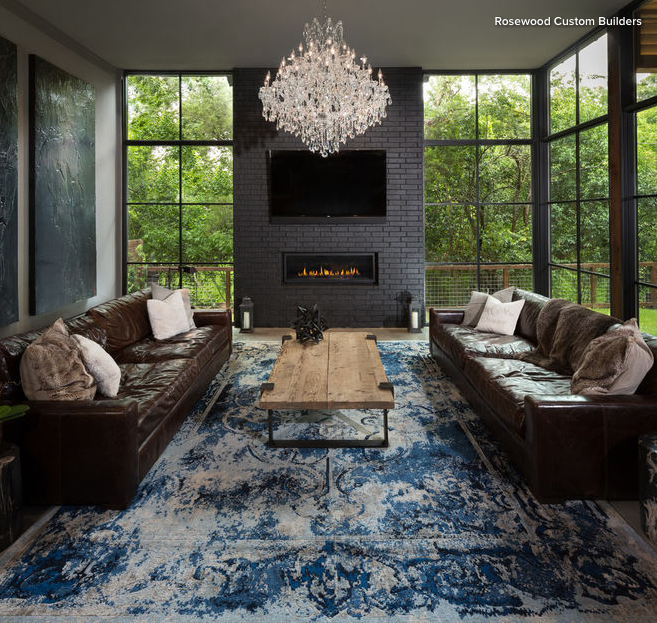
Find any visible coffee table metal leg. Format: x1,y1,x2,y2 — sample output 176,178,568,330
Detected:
267,408,390,448
268,409,274,446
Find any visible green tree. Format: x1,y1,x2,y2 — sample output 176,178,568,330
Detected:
424,74,532,268
126,74,234,300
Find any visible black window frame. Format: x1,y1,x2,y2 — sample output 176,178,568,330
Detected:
122,70,234,297
543,28,612,308
423,69,535,307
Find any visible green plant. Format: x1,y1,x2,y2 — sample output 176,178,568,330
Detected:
0,404,29,423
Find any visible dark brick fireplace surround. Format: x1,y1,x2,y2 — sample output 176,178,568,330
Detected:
233,67,424,327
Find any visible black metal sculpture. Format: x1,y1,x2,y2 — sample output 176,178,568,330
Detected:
291,305,328,344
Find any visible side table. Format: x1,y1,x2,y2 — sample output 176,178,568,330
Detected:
0,442,22,551
639,433,657,545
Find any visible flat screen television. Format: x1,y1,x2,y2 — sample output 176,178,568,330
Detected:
269,150,386,222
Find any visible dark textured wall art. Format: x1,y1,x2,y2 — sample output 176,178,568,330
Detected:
0,36,18,327
29,56,96,315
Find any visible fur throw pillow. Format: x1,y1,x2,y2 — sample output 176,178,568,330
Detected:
19,319,97,401
517,300,618,375
549,305,619,374
572,319,654,395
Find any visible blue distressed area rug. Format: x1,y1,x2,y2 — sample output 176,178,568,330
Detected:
0,341,656,622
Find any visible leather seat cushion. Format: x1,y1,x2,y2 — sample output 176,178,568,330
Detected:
113,325,230,369
431,323,535,369
117,359,199,445
464,356,573,436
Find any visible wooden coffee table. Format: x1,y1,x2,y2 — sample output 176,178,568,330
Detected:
259,332,394,448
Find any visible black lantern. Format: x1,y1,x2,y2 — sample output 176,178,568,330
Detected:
408,297,422,333
239,296,254,333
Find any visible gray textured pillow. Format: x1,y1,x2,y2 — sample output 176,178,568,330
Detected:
72,334,121,398
462,286,515,327
19,319,97,401
572,319,654,396
151,283,195,329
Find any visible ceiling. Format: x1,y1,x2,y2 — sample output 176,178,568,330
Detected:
14,0,632,70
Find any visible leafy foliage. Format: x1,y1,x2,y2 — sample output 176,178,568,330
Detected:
0,404,29,423
423,74,532,266
126,75,234,276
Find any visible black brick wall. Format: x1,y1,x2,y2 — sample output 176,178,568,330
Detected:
233,67,424,327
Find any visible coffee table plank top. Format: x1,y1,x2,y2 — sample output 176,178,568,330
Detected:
327,333,393,409
259,337,329,409
259,332,394,410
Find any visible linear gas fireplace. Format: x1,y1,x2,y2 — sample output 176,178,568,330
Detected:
283,253,378,285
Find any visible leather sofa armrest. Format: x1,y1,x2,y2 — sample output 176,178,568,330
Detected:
429,308,465,325
2,398,140,509
193,309,233,349
525,393,657,419
193,309,232,328
524,394,657,500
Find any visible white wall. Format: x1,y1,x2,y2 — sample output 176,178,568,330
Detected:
0,5,121,339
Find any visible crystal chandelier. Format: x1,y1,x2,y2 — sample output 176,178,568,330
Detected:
258,2,391,157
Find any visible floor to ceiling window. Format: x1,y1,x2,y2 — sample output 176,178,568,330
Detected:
124,73,233,308
423,73,533,308
634,0,657,333
547,32,610,311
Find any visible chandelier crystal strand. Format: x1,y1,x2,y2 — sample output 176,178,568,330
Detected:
258,11,391,157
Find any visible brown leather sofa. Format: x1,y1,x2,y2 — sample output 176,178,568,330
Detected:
0,289,232,509
430,289,657,502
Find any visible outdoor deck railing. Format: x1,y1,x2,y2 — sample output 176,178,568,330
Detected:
425,261,657,310
129,259,657,313
127,263,234,309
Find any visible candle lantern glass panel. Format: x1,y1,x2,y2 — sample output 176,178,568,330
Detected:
239,296,254,333
408,298,422,333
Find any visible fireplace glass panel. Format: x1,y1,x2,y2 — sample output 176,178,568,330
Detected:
283,253,377,285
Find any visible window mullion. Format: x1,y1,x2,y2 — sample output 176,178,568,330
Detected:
178,74,183,288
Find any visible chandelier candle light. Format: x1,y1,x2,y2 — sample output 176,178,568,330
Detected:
259,2,391,157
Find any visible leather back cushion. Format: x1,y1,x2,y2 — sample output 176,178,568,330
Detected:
67,315,108,350
637,333,657,395
0,329,45,399
86,290,152,354
512,289,549,344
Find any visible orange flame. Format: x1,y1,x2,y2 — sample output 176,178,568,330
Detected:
297,264,361,278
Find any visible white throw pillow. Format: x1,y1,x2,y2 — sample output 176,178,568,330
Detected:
147,290,191,340
475,296,525,336
71,334,121,398
462,286,515,327
151,283,195,329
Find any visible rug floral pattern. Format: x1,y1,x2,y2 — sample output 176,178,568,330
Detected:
0,341,656,621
